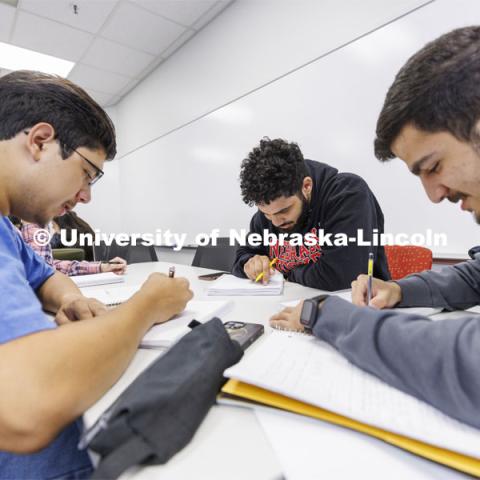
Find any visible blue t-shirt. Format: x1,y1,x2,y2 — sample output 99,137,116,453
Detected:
0,217,93,479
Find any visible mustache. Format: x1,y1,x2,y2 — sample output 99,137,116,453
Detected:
447,193,466,203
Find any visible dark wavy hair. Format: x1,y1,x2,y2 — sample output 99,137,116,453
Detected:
240,138,308,206
0,70,116,160
375,26,480,161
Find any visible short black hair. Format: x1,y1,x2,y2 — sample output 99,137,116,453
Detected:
240,137,308,206
0,70,116,160
375,26,480,161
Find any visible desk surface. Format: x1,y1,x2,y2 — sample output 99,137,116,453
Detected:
83,262,471,480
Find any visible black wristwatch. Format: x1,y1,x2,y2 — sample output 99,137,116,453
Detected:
300,294,329,332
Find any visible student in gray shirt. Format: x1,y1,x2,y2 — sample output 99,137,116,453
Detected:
270,26,480,430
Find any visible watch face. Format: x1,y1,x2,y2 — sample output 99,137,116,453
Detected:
301,301,314,326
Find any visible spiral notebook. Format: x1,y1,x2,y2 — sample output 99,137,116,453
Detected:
81,284,233,348
141,299,233,348
81,285,140,306
222,331,480,476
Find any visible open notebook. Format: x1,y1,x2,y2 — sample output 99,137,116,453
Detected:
81,284,233,348
71,272,125,288
222,332,480,476
281,290,443,317
207,273,284,296
141,299,233,348
81,285,140,306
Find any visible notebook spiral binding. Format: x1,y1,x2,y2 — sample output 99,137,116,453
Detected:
270,324,312,336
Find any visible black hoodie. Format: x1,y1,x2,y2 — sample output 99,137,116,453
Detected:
232,160,390,290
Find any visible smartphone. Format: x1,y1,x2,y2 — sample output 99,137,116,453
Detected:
223,321,264,350
198,272,226,281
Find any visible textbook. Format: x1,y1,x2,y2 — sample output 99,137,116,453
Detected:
207,273,284,296
72,272,125,288
222,332,480,476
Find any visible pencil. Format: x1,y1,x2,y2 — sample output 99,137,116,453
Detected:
367,252,374,305
255,258,278,283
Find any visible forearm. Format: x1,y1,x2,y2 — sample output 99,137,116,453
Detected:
313,297,480,428
397,259,480,309
0,294,153,452
53,259,101,276
36,271,82,313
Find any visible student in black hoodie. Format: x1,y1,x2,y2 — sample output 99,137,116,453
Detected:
232,138,390,290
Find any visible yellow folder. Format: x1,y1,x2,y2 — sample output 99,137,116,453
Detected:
222,379,480,477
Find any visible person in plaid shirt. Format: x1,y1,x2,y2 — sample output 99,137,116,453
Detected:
20,221,126,276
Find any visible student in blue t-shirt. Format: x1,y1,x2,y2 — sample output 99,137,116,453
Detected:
0,71,193,480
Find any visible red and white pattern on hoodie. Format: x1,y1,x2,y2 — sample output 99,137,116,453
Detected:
269,227,322,275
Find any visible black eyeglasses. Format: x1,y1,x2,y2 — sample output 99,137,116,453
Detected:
72,149,104,186
23,130,104,186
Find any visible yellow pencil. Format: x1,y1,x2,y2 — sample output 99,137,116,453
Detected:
255,258,278,283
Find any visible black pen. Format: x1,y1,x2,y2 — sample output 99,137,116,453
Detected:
168,266,175,278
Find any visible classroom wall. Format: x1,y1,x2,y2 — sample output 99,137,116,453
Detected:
114,0,429,157
104,0,480,256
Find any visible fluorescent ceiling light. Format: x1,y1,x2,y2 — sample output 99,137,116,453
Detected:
0,41,74,77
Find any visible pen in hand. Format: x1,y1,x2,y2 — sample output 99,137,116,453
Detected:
367,252,374,305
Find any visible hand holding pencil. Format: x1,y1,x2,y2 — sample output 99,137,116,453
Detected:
243,255,278,284
351,274,402,308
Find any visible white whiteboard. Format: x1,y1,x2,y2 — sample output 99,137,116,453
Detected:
119,0,480,256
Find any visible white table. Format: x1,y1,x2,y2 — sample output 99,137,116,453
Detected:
83,262,473,480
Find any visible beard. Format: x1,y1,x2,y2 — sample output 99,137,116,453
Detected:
275,195,312,235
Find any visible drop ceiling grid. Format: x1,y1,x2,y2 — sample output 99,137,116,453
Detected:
0,0,233,106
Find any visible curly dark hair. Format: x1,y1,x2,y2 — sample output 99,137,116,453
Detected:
375,26,480,161
240,138,308,206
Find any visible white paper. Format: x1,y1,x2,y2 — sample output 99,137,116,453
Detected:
141,300,233,348
225,332,480,458
254,408,462,480
82,285,140,305
207,273,284,296
72,272,125,288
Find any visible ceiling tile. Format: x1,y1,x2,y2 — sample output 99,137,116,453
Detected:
82,37,155,78
12,11,93,62
132,0,216,27
0,3,16,42
18,0,119,34
100,1,186,55
160,29,195,58
192,0,232,30
68,63,131,94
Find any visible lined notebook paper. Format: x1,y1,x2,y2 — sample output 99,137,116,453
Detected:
223,332,480,475
72,272,125,288
207,274,284,296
